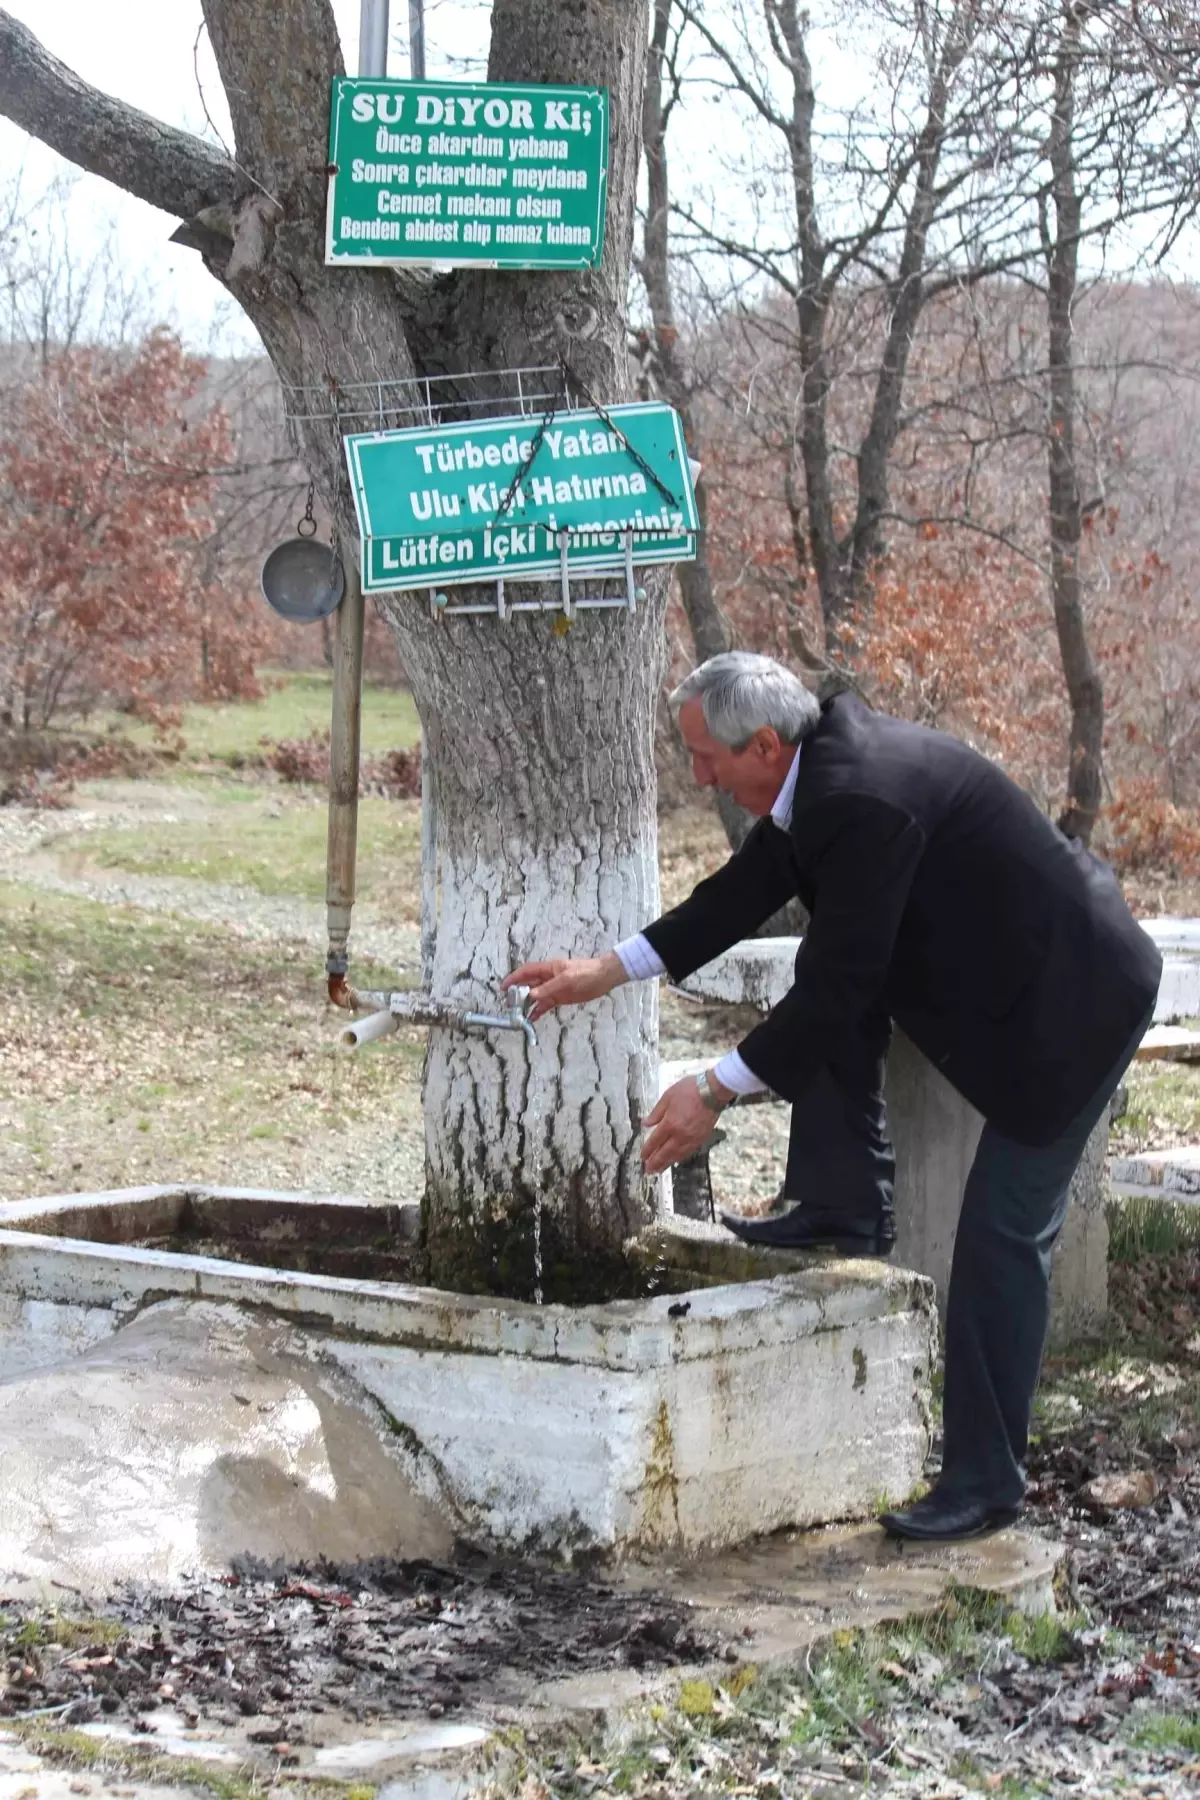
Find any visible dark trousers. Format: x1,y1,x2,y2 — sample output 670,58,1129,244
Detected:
787,1006,1150,1505
940,1003,1153,1507
784,1004,895,1228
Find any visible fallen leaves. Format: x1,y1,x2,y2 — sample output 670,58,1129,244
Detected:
1081,1469,1161,1510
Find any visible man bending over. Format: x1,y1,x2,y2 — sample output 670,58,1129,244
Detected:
505,652,1160,1542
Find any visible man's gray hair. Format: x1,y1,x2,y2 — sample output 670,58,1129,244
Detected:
670,652,820,749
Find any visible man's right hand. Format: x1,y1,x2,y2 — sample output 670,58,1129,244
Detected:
502,953,627,1021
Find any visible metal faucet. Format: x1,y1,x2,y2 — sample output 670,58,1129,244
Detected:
462,984,538,1049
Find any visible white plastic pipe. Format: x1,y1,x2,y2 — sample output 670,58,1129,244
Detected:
342,1008,400,1049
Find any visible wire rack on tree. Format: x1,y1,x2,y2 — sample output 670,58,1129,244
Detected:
280,363,681,620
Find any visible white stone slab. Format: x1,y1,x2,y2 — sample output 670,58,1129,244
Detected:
1141,917,1200,953
1135,1026,1200,1062
680,931,1200,1027
1111,1145,1200,1200
1155,955,1200,1025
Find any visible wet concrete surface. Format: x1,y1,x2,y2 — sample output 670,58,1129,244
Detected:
0,1518,1060,1794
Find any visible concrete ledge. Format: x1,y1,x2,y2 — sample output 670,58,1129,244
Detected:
1111,1146,1200,1201
671,937,1115,1338
1135,1026,1200,1063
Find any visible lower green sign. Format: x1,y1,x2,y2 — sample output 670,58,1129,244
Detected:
344,404,699,594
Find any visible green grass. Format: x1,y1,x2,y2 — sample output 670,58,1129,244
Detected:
1127,1710,1200,1754
78,788,422,903
1116,1060,1200,1151
1107,1192,1200,1261
510,1592,1086,1800
94,669,421,764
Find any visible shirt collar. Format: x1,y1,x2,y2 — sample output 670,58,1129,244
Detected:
770,743,802,831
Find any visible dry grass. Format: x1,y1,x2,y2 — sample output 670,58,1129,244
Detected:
0,881,425,1205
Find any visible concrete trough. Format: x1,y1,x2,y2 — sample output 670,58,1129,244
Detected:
0,1186,937,1559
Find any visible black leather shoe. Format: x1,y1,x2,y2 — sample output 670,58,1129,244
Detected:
719,1207,895,1256
880,1492,1021,1542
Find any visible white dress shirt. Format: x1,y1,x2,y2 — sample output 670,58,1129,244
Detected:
614,746,803,1097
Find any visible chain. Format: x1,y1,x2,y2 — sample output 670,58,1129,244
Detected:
560,355,680,512
489,358,681,533
297,479,317,538
490,370,567,527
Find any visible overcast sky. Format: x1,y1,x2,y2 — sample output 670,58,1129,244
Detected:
0,0,496,353
4,2,1188,358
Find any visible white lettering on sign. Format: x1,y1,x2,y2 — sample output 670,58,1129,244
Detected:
352,93,409,124
376,128,423,154
416,95,535,129
426,132,504,159
495,223,543,244
340,217,404,239
530,472,649,506
507,137,569,161
509,166,587,192
447,193,512,218
353,158,413,184
381,535,475,570
416,162,507,190
544,101,591,132
378,190,441,216
516,196,562,220
404,219,461,243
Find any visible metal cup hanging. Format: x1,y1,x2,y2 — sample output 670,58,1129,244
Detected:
260,481,347,623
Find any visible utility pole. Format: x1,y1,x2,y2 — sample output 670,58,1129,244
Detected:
409,0,426,80
407,0,439,989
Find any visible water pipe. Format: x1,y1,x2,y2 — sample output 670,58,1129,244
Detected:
327,0,389,1013
340,986,537,1051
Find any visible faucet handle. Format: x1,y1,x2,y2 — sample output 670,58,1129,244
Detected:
506,983,532,1024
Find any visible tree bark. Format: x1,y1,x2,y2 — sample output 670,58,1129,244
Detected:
0,0,663,1292
1045,2,1104,842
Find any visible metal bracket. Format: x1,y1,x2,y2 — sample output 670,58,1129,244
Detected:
425,527,651,622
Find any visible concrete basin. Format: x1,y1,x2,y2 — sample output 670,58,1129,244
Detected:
0,1186,936,1559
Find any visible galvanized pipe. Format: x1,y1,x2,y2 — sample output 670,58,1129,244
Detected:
340,986,537,1050
408,0,426,80
325,559,365,1003
359,0,390,77
327,0,390,1008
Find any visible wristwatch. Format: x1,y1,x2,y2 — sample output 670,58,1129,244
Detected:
695,1067,731,1113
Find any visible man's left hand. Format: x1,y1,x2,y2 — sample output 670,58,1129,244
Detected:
641,1073,729,1175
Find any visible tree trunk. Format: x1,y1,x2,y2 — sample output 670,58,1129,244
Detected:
1046,2,1104,842
0,0,663,1291
393,609,663,1294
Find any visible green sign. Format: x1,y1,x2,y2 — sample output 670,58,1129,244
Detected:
326,78,608,269
344,404,699,594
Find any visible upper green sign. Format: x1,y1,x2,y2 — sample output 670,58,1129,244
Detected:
344,403,699,595
326,78,609,269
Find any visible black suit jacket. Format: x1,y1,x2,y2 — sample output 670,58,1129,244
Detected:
644,693,1162,1146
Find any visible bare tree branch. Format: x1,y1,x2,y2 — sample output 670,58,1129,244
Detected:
0,9,239,219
